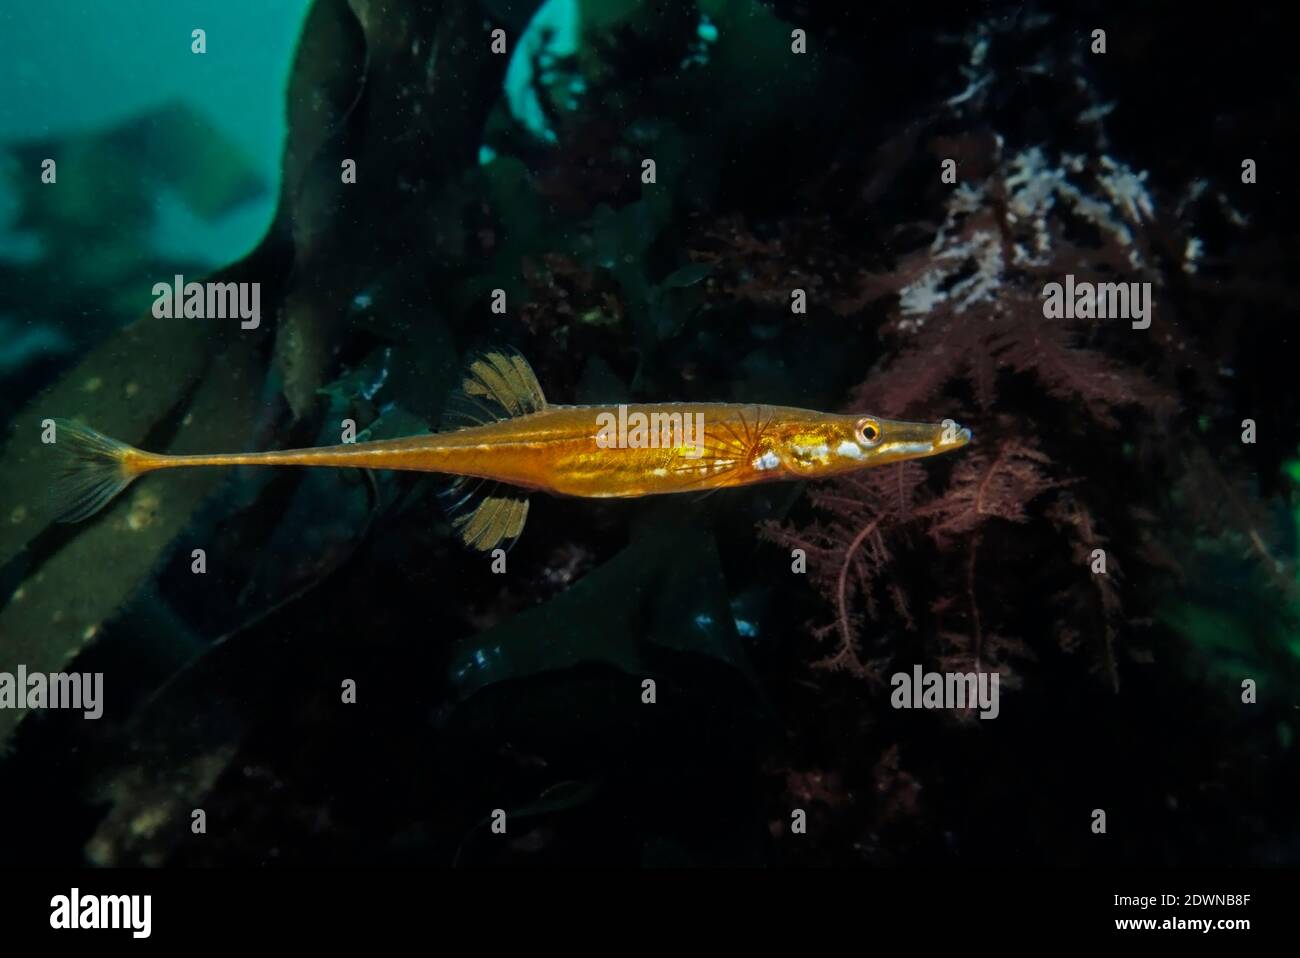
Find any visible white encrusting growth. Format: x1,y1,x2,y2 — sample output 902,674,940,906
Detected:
897,146,1161,332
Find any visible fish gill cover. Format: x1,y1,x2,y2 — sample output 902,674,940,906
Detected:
0,0,1295,869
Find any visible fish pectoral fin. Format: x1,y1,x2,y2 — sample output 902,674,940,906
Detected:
439,347,546,430
668,450,743,488
439,478,529,552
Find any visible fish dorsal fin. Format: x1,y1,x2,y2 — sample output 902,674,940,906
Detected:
438,479,530,552
440,347,546,431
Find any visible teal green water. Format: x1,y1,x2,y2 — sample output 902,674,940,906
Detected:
0,0,312,265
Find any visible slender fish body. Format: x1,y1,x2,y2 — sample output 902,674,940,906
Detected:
49,350,971,551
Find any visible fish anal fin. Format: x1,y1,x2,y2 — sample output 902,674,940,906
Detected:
439,477,530,552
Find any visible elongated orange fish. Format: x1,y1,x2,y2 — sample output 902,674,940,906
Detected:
51,349,971,550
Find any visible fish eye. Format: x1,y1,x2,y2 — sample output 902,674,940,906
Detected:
856,419,881,446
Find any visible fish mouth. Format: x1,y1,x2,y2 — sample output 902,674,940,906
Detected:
942,423,973,449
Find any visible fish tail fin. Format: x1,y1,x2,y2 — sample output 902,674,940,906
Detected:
48,419,144,523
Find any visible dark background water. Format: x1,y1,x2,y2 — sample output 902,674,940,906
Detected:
0,0,1297,867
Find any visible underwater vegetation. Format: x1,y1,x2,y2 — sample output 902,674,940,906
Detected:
0,0,1297,866
0,103,267,414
